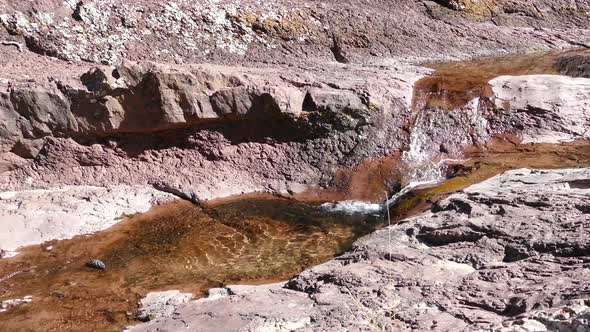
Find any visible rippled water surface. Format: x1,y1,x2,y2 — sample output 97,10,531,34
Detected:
0,198,380,331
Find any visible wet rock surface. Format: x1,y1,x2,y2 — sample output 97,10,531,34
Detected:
557,53,590,78
0,185,175,255
130,168,590,331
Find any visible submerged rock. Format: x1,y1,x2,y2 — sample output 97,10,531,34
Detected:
85,259,106,271
556,53,590,78
0,296,33,313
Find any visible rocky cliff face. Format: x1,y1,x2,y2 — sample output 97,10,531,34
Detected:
2,62,588,201
0,60,423,200
0,0,588,65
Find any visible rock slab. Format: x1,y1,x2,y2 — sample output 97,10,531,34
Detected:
0,185,175,255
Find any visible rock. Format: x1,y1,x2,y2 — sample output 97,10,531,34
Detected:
0,152,27,174
9,87,76,137
2,0,587,65
86,259,106,271
435,0,498,15
128,284,313,332
303,87,366,114
556,53,590,78
330,34,350,64
210,86,254,117
71,1,84,22
0,61,420,202
2,62,379,141
0,296,33,313
10,138,44,158
128,168,590,331
0,185,175,255
134,290,193,322
0,1,590,331
501,300,590,332
436,0,466,10
490,75,590,143
205,287,232,300
80,67,119,92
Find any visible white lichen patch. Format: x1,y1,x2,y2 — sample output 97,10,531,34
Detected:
0,0,319,63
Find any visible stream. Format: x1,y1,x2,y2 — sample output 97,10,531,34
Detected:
1,49,590,331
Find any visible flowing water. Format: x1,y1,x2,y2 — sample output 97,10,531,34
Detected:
401,48,590,189
1,49,590,332
0,198,381,331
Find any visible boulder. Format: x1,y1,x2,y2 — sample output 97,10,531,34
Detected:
134,291,193,322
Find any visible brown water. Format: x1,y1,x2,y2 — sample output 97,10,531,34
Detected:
413,48,590,111
294,154,403,203
391,140,590,220
0,198,380,331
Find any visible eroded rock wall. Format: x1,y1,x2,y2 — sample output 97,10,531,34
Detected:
0,61,423,200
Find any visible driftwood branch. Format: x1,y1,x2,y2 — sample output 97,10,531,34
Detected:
1,40,23,52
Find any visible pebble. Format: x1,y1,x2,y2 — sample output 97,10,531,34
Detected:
86,259,107,271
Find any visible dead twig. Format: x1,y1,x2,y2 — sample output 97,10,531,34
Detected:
1,40,23,52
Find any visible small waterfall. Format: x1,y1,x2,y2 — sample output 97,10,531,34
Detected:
323,94,491,216
320,179,437,215
384,179,438,209
401,111,447,185
387,96,491,206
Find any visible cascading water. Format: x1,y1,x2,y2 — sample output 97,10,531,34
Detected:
381,112,453,210
323,77,494,215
